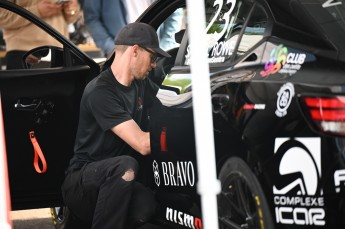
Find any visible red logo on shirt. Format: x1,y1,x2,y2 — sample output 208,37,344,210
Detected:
137,96,143,111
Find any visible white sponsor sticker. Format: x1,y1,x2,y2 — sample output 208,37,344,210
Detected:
152,160,196,187
273,138,325,226
275,83,295,118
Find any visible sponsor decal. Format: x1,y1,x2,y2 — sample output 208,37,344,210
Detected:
152,160,195,187
184,0,237,65
153,160,160,187
260,44,306,77
184,43,229,65
243,103,266,110
273,138,325,226
334,169,345,193
322,0,342,7
166,207,202,229
275,83,295,118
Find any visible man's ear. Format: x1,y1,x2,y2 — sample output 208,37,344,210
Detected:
132,45,140,57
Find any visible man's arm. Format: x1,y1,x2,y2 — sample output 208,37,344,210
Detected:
111,119,150,156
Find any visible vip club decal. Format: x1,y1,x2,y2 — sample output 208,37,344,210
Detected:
152,160,195,187
166,207,202,229
260,44,306,77
275,82,295,118
273,138,325,226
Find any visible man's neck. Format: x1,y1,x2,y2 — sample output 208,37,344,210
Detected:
111,62,133,87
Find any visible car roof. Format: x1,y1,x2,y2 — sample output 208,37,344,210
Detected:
267,0,345,60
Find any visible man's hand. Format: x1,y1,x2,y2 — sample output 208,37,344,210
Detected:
37,0,62,18
63,0,79,16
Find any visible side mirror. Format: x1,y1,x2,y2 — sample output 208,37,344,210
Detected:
23,46,64,69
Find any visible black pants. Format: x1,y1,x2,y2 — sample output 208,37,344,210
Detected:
61,155,157,229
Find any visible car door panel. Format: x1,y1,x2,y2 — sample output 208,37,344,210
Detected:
1,68,90,209
0,0,100,209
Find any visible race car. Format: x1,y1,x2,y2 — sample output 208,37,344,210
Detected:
1,0,345,228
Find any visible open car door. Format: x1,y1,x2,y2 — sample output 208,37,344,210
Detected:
0,1,100,210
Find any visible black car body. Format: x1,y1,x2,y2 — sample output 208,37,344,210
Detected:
1,0,345,228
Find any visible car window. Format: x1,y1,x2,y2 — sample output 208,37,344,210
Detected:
157,0,268,105
157,8,186,52
183,0,254,66
148,7,186,86
0,8,65,70
0,6,103,71
236,4,267,59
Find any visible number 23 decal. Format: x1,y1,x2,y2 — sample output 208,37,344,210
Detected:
322,0,342,7
205,0,236,46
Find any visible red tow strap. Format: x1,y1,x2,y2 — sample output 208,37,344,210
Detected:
29,131,47,173
160,127,168,152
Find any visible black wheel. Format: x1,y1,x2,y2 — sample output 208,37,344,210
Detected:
218,157,274,229
50,206,68,229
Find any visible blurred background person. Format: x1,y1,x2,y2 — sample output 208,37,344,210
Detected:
123,0,152,24
0,0,80,69
83,0,127,58
123,0,184,51
83,0,183,59
157,8,184,51
83,0,155,58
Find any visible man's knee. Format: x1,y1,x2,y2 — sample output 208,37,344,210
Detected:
117,156,139,182
122,168,135,181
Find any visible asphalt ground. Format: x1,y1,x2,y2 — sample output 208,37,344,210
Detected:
10,208,55,229
10,208,163,229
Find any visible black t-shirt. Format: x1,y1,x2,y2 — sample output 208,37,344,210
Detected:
68,68,158,168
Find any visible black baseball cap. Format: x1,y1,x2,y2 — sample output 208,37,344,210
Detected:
114,22,171,58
